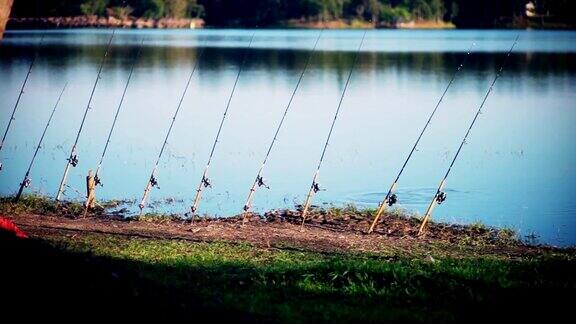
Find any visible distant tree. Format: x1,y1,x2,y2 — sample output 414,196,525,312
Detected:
8,0,576,28
142,0,164,18
299,0,349,21
379,5,410,23
106,5,133,19
80,0,109,15
428,0,443,20
188,1,204,18
165,0,187,18
362,0,382,22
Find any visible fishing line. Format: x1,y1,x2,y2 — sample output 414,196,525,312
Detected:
138,44,206,215
93,39,145,188
368,42,476,233
418,35,519,235
242,29,323,215
1,33,45,171
300,30,367,225
189,32,256,216
15,82,68,201
56,30,115,202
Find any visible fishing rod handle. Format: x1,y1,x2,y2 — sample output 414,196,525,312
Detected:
191,167,211,214
368,182,398,233
190,185,204,214
300,185,316,224
418,179,447,235
243,182,258,212
301,171,320,224
139,168,158,212
56,162,72,201
139,182,152,214
15,174,30,202
243,164,267,212
190,190,202,214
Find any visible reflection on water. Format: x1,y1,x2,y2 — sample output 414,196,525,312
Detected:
1,29,575,246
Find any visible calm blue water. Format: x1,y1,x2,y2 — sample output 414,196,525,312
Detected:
1,29,575,246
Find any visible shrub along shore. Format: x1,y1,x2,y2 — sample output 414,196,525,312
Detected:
8,15,205,29
7,0,576,30
7,15,454,29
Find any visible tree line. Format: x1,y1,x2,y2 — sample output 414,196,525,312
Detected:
10,0,576,28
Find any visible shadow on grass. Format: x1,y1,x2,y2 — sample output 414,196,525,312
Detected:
1,231,574,323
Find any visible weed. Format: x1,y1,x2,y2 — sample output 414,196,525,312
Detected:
0,194,85,216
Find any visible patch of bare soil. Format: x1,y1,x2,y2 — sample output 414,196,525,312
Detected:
5,209,572,259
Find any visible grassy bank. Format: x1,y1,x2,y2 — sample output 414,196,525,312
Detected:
0,196,576,323
2,194,575,321
0,195,548,247
2,228,574,322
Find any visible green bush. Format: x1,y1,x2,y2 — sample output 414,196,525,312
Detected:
143,0,165,18
80,0,109,15
107,6,134,19
379,5,411,23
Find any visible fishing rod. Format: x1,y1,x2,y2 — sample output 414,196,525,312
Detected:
300,30,367,225
418,36,519,235
242,29,323,216
86,39,144,208
0,34,45,171
55,30,115,202
189,32,256,216
15,83,68,202
138,45,206,215
367,43,475,233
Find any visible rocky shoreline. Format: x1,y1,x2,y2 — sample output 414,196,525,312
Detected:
284,18,455,29
6,16,458,30
8,16,205,29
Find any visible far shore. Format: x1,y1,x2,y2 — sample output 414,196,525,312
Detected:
7,16,456,30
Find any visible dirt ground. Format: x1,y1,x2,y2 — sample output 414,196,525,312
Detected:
6,209,570,259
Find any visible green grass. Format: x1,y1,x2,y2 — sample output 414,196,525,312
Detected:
2,197,573,321
0,195,86,216
0,195,525,247
17,231,572,322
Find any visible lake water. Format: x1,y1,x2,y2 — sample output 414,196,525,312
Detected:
1,29,575,246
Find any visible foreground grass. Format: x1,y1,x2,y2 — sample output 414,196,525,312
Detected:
3,230,573,322
0,195,86,215
0,195,130,217
0,195,522,245
2,195,575,321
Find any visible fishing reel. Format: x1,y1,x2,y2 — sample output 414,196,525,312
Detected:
387,194,398,207
94,174,102,187
435,191,447,204
68,154,79,167
202,176,212,188
312,182,323,193
257,175,269,189
21,177,31,188
149,175,160,189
